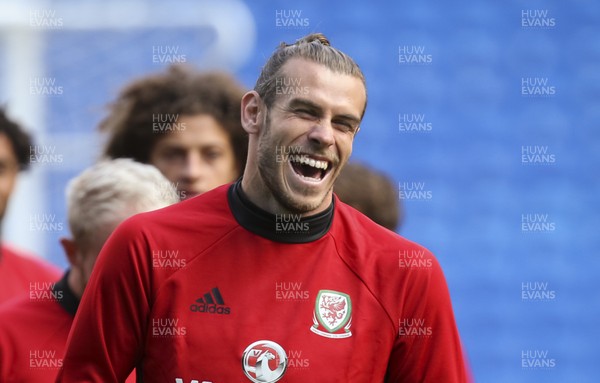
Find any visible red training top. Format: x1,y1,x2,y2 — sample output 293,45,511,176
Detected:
0,244,61,305
0,272,136,383
58,182,470,382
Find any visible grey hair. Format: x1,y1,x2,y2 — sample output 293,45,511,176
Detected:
254,33,367,117
66,158,178,249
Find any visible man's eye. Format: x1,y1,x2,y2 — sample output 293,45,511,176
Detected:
333,120,355,132
295,109,315,117
205,151,222,160
163,150,185,161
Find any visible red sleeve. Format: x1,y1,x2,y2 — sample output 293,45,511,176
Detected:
386,254,471,382
56,217,151,382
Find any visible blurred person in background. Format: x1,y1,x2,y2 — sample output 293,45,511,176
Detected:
100,64,247,200
0,158,178,382
0,107,60,305
334,161,402,231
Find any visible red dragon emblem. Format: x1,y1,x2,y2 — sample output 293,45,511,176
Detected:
320,295,347,326
311,290,353,338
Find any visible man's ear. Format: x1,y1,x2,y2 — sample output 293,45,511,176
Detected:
241,91,264,135
60,237,80,268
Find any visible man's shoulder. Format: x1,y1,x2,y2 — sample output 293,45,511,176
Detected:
333,199,426,250
105,184,239,259
332,199,440,278
332,200,447,325
121,183,236,233
0,244,61,280
0,293,66,335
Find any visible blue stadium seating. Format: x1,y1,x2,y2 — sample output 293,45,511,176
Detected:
35,1,600,381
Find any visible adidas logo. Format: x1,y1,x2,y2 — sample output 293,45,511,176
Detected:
189,287,231,315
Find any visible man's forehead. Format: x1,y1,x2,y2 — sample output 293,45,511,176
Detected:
274,61,365,117
277,58,344,81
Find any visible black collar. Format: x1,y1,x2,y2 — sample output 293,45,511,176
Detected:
227,181,334,243
53,270,79,316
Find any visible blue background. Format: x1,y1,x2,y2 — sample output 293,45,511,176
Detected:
4,0,600,381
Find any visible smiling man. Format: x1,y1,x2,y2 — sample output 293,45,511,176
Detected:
58,34,470,382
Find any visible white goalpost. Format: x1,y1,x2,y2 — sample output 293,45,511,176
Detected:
0,0,256,259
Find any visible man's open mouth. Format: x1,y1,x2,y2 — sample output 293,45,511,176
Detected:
289,155,331,181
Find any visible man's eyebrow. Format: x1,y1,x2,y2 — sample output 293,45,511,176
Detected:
334,113,361,125
287,98,361,124
288,98,322,113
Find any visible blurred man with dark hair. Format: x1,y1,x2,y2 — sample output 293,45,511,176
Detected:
0,159,178,382
0,107,60,305
101,65,247,199
334,161,402,231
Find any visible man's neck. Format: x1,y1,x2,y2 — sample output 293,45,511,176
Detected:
228,181,334,244
240,172,332,217
67,269,84,300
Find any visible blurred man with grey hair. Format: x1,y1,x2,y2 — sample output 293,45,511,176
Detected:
0,158,178,383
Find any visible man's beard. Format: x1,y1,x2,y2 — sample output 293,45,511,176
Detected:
256,112,333,215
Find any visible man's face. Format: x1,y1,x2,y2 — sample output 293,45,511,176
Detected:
149,114,238,200
0,133,19,221
256,58,366,214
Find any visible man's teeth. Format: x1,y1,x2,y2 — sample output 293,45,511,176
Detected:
291,155,328,170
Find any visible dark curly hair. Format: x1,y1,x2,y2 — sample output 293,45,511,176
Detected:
100,65,248,174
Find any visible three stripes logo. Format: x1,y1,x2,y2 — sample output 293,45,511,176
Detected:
190,287,231,315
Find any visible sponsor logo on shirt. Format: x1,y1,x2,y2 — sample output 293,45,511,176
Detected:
242,340,287,383
310,290,353,339
189,287,231,314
